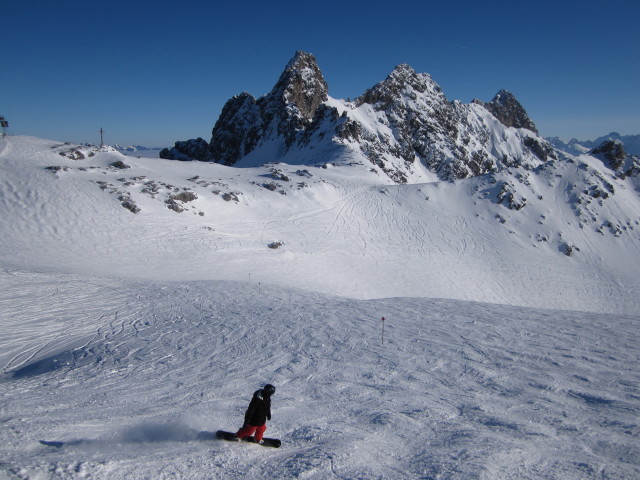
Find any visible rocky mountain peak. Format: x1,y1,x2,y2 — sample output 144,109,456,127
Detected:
270,50,328,120
386,63,418,83
357,63,446,108
484,89,538,134
201,51,330,165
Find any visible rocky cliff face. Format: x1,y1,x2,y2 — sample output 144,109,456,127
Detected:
162,51,558,183
207,51,328,165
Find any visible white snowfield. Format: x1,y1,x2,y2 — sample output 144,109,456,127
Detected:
1,136,639,479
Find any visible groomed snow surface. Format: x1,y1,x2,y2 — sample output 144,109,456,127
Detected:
1,136,639,479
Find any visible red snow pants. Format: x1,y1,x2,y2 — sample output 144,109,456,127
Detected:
236,424,267,442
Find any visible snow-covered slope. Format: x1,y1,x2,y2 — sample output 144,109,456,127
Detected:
2,274,639,479
2,135,639,313
1,135,639,478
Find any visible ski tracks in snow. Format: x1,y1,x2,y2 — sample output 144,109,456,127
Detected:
1,274,639,478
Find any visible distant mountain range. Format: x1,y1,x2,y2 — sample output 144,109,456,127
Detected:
114,144,162,158
546,132,640,156
115,145,162,152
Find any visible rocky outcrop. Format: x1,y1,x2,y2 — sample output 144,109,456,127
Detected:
341,64,463,181
591,140,626,170
272,50,328,123
523,136,555,161
483,90,538,133
591,140,640,178
160,138,210,162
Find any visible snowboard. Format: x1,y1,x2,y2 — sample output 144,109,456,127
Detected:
40,439,89,448
215,430,281,448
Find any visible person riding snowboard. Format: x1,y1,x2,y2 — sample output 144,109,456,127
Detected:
236,384,275,443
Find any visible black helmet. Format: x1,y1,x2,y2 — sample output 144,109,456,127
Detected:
263,384,276,395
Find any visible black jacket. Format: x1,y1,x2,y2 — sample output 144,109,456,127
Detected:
244,389,272,426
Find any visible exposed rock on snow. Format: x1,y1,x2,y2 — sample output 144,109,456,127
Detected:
560,242,579,256
52,142,113,160
221,192,241,202
45,165,69,175
171,191,198,203
110,160,130,169
165,191,198,213
592,139,626,169
119,196,140,214
496,181,527,211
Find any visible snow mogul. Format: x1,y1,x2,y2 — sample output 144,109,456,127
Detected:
235,384,276,443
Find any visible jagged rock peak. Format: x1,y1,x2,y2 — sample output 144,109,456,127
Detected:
484,89,538,134
357,63,446,107
284,50,320,72
205,51,329,165
207,91,262,165
388,63,417,77
271,51,328,120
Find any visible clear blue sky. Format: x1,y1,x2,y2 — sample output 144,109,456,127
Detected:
3,0,639,147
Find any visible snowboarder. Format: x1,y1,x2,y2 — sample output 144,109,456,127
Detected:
236,384,275,443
